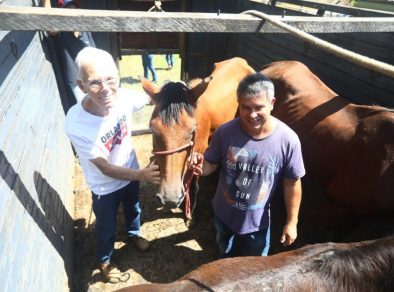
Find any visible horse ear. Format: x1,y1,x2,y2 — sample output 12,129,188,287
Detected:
140,76,160,104
189,76,213,103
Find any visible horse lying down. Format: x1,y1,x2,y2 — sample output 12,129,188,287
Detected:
117,235,394,291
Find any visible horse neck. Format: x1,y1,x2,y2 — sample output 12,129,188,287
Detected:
194,113,211,153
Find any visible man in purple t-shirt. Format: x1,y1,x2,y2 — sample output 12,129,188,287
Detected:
191,72,305,257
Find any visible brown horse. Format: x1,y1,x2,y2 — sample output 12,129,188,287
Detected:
261,61,394,229
117,235,394,291
141,58,254,214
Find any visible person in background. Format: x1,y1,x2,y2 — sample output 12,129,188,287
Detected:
141,52,158,84
65,47,161,283
190,72,305,258
165,52,174,70
43,0,96,103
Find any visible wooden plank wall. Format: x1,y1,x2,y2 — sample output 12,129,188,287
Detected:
184,0,241,80
234,1,394,107
0,1,74,291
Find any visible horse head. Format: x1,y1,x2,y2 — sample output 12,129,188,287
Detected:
141,77,212,210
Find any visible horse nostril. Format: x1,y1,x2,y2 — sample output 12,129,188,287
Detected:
156,194,165,205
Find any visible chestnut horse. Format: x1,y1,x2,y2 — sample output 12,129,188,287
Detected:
117,235,394,291
261,61,394,231
141,58,254,217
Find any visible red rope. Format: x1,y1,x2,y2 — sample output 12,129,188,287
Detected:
183,154,202,220
183,168,194,220
152,141,193,155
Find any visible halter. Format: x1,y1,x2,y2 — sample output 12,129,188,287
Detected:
151,131,197,220
151,131,195,160
152,141,194,156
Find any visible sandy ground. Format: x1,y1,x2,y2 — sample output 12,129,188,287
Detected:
72,134,218,292
70,123,394,292
71,34,392,290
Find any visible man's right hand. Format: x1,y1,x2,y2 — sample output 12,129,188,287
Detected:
140,161,161,184
188,152,204,176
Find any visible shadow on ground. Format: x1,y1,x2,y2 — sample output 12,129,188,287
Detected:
72,135,394,291
72,176,218,292
120,77,140,86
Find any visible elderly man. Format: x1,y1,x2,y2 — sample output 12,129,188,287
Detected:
65,47,160,283
191,72,305,258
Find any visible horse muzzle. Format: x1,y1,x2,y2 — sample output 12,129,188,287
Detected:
155,191,185,211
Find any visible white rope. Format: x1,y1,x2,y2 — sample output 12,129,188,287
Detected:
242,10,394,79
148,1,164,12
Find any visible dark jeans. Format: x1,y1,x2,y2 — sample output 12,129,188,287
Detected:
213,215,270,258
142,53,158,82
92,181,141,264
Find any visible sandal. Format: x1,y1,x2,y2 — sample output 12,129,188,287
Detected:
100,263,130,284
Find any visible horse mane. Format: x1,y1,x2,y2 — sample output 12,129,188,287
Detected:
156,81,195,125
309,236,394,291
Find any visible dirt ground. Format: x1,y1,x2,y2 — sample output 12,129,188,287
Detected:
69,133,323,292
71,44,393,291
72,134,218,292
70,129,394,292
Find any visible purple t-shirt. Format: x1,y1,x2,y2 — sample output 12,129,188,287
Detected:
204,117,305,234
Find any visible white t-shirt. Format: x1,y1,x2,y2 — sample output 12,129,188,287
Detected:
65,88,149,195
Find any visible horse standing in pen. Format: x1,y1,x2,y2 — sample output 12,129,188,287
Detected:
141,58,394,242
141,58,255,225
261,60,394,240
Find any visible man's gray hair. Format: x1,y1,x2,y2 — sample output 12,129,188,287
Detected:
237,72,275,102
74,47,118,80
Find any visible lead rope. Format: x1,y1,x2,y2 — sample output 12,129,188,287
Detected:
242,10,394,79
182,134,200,223
183,168,194,221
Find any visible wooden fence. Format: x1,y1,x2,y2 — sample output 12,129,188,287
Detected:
0,0,393,290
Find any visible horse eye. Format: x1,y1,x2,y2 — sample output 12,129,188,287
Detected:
150,127,158,136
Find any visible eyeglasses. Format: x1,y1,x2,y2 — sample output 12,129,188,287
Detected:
85,77,119,92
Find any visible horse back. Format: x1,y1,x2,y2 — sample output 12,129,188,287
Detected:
118,236,394,291
195,57,255,152
262,60,394,218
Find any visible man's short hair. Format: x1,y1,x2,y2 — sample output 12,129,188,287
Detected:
74,47,118,81
237,72,275,102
